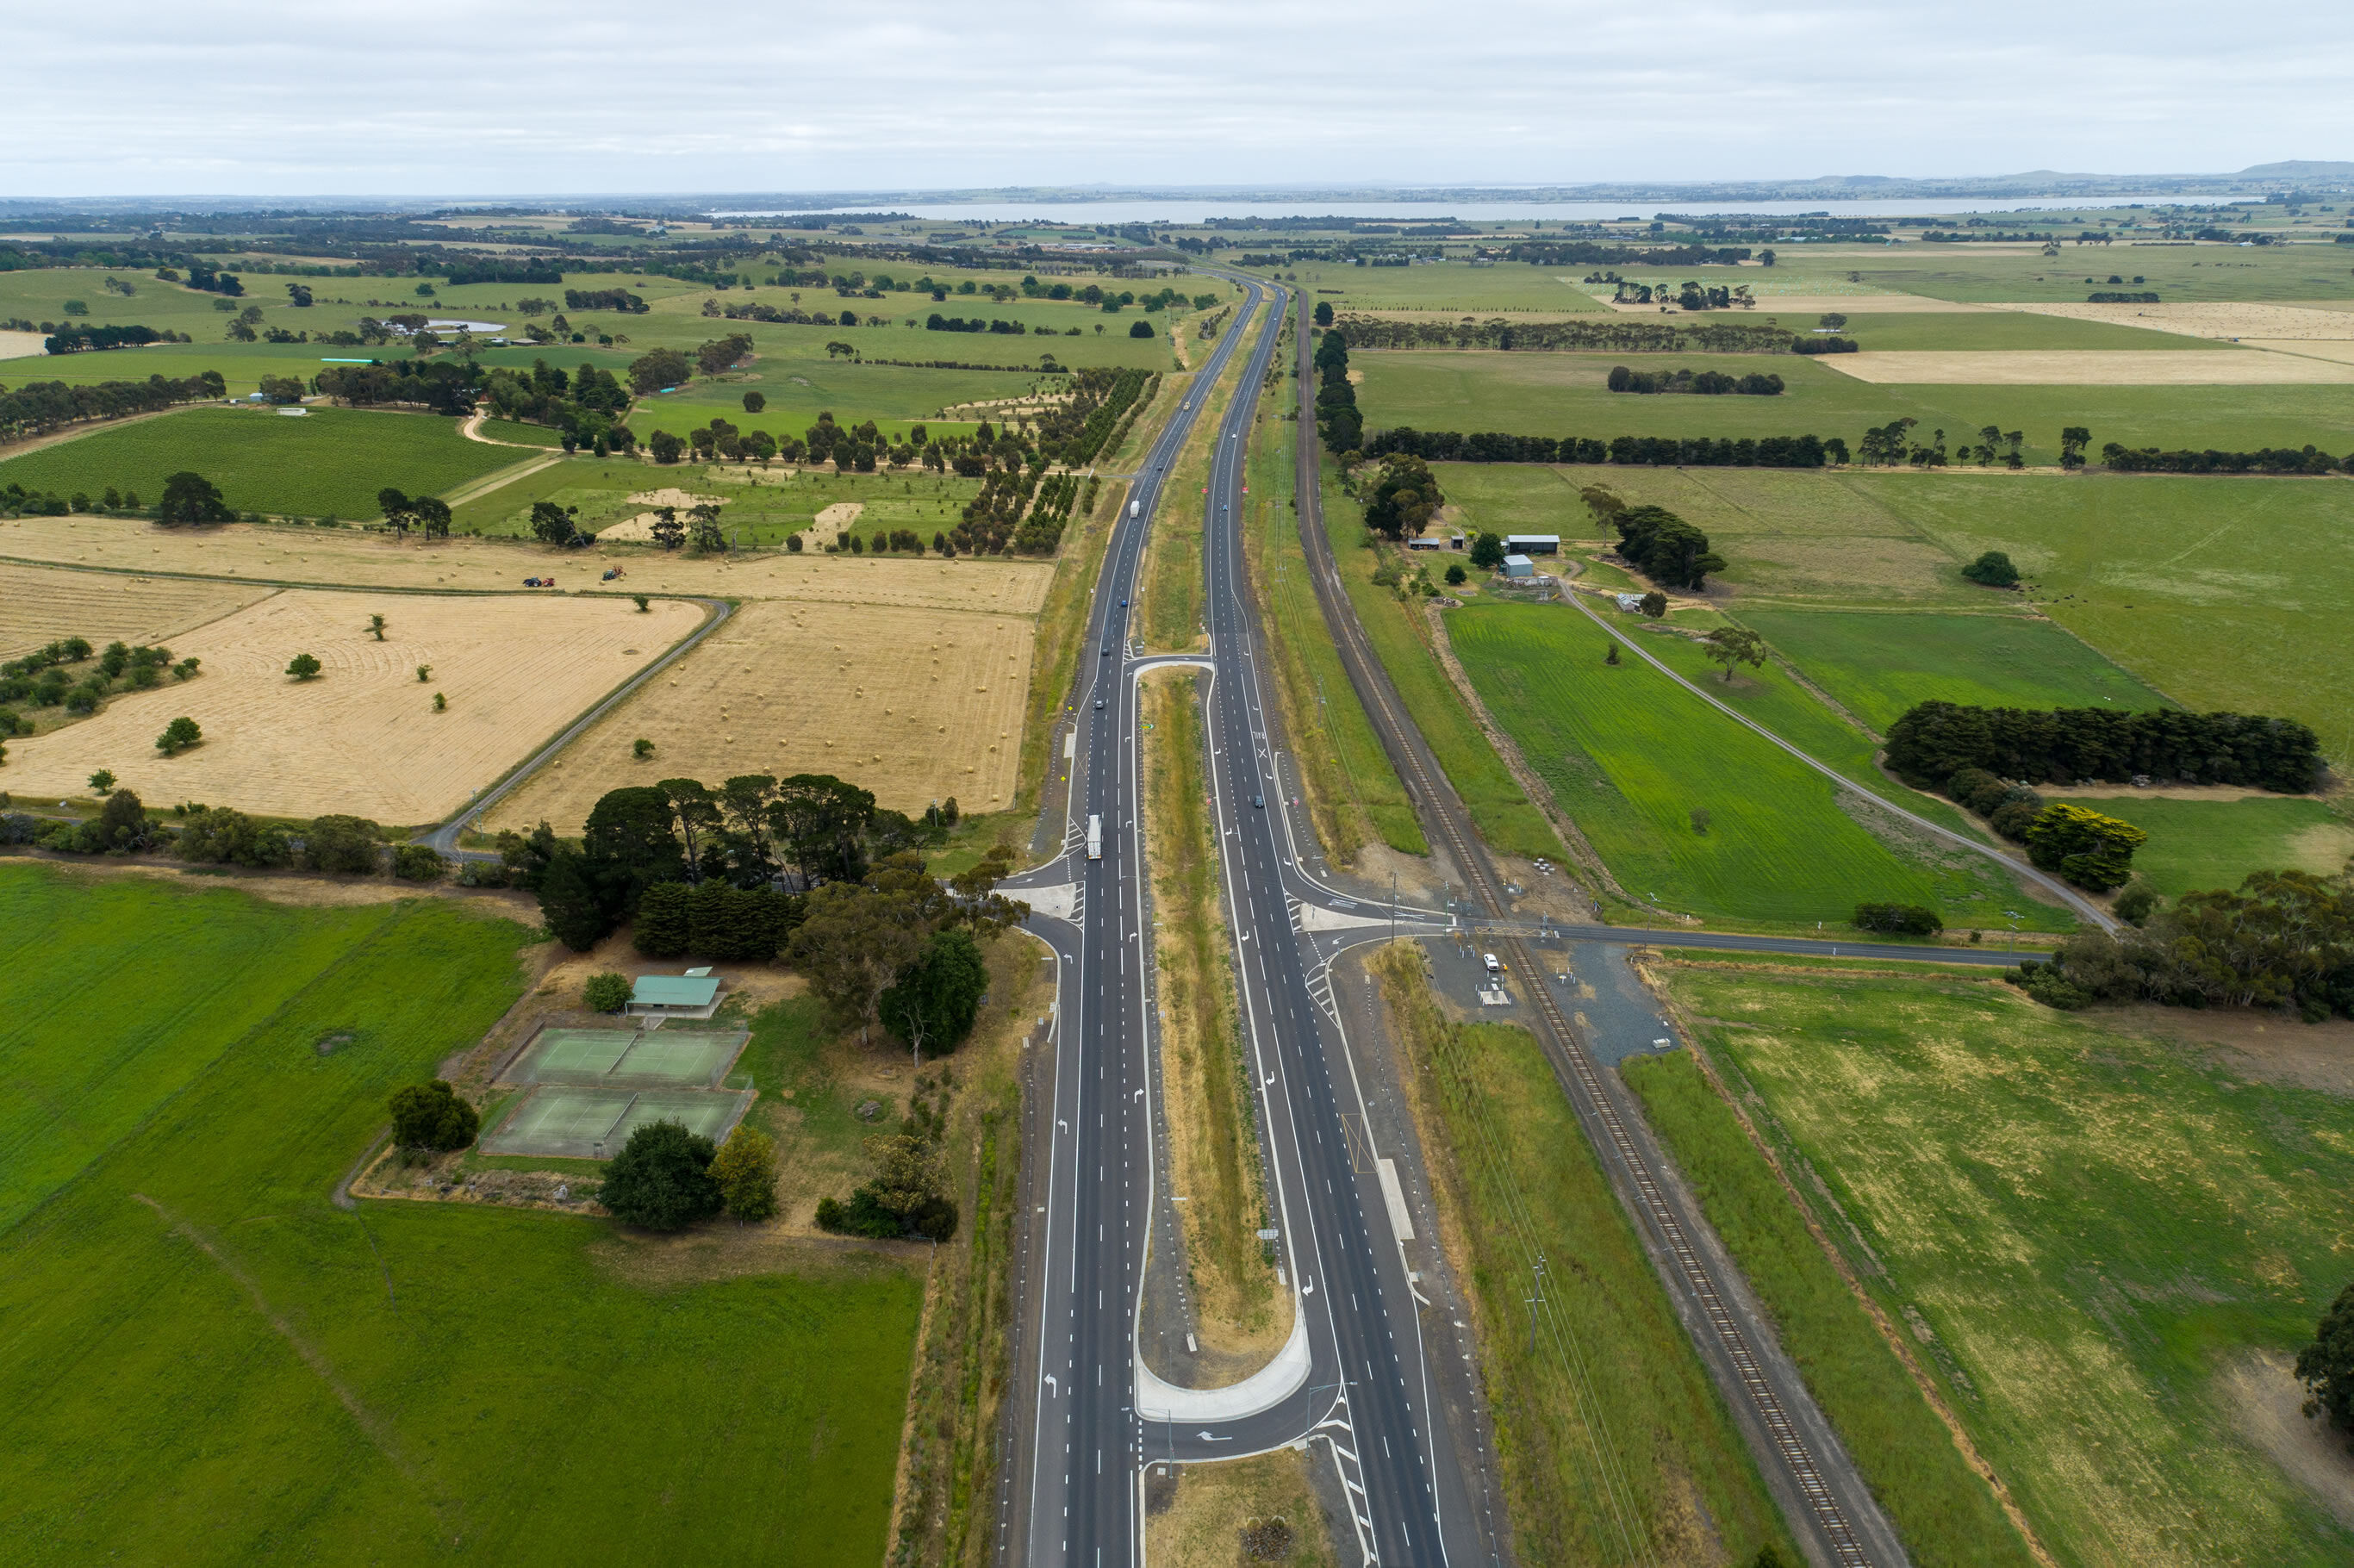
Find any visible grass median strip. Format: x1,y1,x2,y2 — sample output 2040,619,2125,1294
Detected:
1143,669,1287,1371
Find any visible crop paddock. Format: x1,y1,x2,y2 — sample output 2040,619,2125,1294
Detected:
0,563,270,659
485,598,1033,833
0,588,701,824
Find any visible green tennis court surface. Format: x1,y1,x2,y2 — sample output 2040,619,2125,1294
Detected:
483,1085,756,1160
505,1026,748,1088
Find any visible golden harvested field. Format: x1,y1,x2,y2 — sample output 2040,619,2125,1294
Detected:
1,588,702,824
0,563,270,657
484,598,1032,833
2004,300,2354,339
1819,349,2354,384
0,517,1055,615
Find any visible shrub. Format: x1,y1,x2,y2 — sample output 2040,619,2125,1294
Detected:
1946,766,2011,817
2112,880,2159,926
1988,795,2045,841
711,1124,779,1222
173,803,291,867
301,813,383,874
2297,1280,2354,1438
1960,550,2020,588
388,1079,478,1150
599,1120,722,1230
2023,803,2146,892
814,1189,905,1238
879,927,990,1056
155,715,202,756
390,843,446,881
285,652,322,681
1853,902,1942,936
1127,320,1154,338
582,971,632,1012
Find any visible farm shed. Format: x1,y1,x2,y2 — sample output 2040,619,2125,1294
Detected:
1502,554,1535,580
1505,534,1560,555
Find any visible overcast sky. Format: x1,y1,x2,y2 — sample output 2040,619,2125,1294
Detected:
9,0,2351,198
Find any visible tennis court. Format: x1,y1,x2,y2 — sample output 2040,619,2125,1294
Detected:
503,1025,748,1089
482,1085,757,1160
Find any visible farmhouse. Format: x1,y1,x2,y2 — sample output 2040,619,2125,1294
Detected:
1505,534,1560,556
627,969,724,1020
1616,592,1647,612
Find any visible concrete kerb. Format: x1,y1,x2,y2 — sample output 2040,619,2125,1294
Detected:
1135,1305,1312,1423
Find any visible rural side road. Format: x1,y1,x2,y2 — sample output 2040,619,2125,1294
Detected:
417,594,732,856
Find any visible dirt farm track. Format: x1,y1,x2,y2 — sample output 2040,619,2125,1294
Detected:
0,588,703,824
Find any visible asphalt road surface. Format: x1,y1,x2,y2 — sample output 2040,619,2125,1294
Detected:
1006,279,1484,1565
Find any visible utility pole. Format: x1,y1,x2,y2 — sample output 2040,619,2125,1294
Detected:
1390,870,1398,946
1526,1254,1548,1355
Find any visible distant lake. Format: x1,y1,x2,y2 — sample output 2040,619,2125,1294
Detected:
713,196,2170,226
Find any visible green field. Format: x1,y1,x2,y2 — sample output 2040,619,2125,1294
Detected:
1849,471,2354,765
1285,258,1613,314
1737,609,2170,731
1796,242,2354,306
0,405,530,516
2046,793,2354,897
1622,1049,2038,1568
0,864,921,1565
1355,349,2354,464
1446,600,2063,928
1460,465,2354,768
1656,956,2354,1568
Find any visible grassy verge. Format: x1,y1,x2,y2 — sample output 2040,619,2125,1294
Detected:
1246,398,1424,862
1143,670,1286,1365
1146,1448,1335,1568
1651,954,2354,1567
1368,943,1795,1565
1621,1048,2042,1568
887,934,1038,1567
1317,456,1560,859
1017,471,1125,821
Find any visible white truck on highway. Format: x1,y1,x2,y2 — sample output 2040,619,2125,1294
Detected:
1130,499,1140,519
1087,814,1103,860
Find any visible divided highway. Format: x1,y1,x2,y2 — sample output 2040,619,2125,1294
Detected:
1005,273,1953,1566
1006,279,1485,1565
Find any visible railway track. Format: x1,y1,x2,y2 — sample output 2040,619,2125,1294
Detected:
1288,292,1903,1566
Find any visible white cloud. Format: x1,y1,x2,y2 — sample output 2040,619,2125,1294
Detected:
9,0,2351,196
